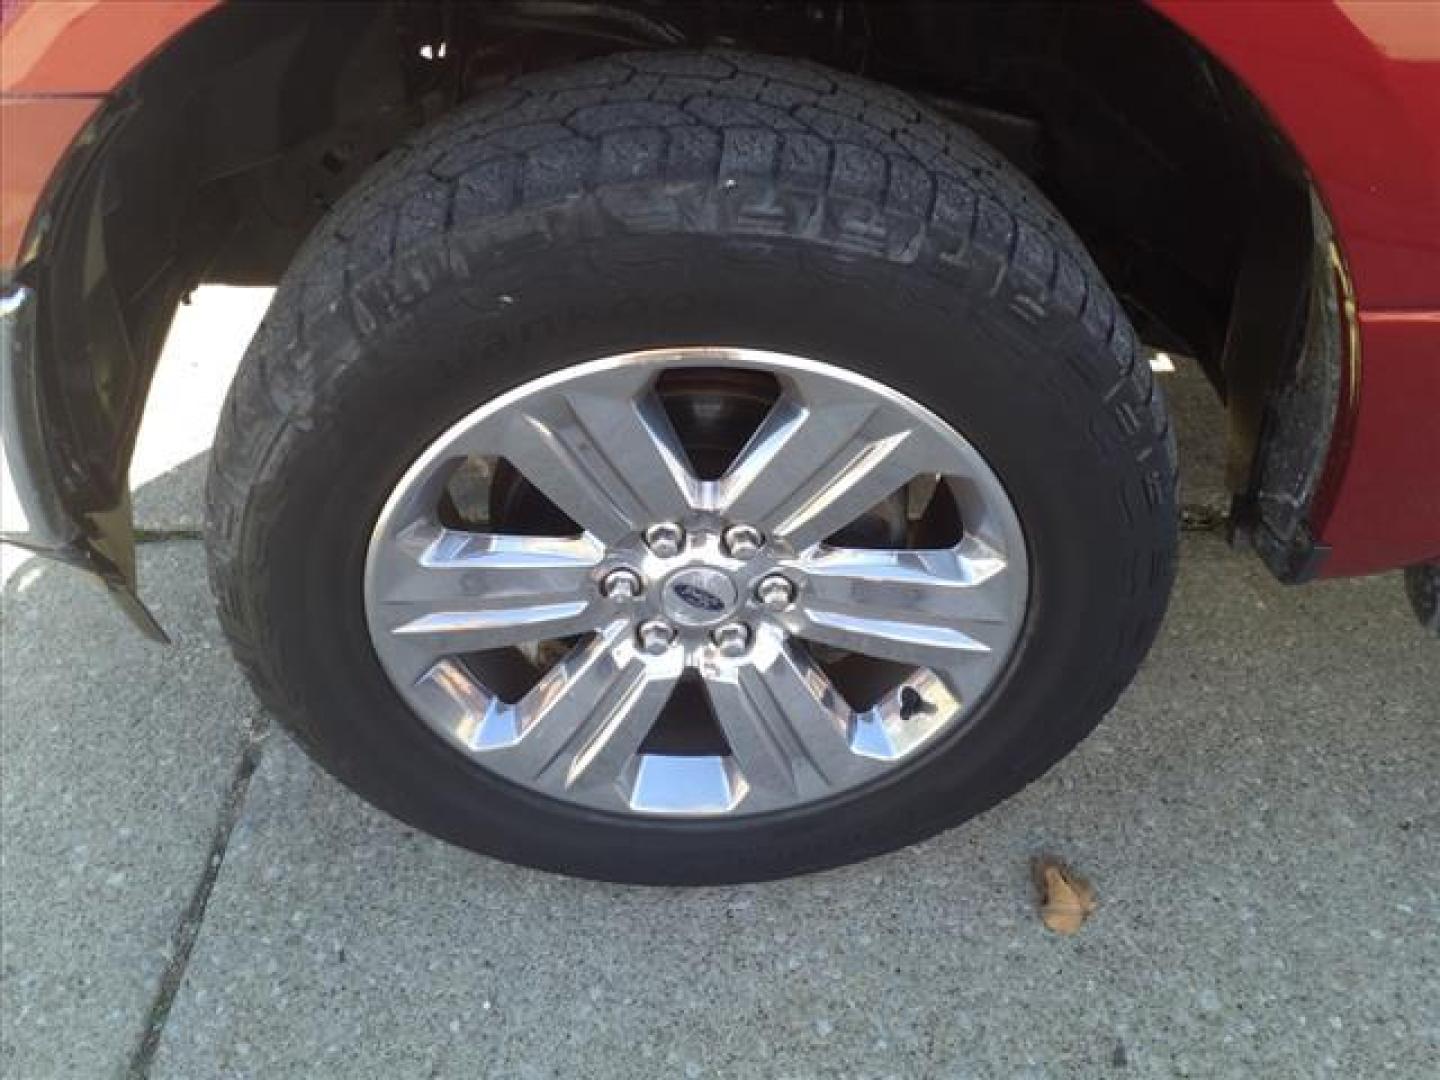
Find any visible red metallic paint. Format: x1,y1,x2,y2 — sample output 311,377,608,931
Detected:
0,0,220,265
0,96,96,267
1154,0,1440,310
1,0,220,96
1316,313,1440,575
2,1,1437,577
1150,0,1440,576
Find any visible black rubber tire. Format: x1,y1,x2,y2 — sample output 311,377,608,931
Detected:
205,50,1177,884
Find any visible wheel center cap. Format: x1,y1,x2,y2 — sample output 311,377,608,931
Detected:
662,568,739,626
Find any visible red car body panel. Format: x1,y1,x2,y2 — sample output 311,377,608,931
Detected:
2,0,1437,578
1153,0,1440,576
0,0,221,265
0,96,95,267
1155,0,1440,311
1318,312,1440,576
0,0,220,96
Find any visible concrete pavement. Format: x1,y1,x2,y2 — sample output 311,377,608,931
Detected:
2,290,1436,1079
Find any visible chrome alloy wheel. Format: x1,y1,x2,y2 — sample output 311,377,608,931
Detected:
364,348,1028,818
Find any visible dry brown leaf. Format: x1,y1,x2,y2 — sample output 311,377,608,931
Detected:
1031,855,1097,935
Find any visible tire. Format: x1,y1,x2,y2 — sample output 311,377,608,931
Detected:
205,49,1177,884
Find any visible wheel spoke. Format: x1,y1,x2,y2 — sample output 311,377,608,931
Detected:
500,378,697,542
797,539,1016,637
788,538,1020,695
703,629,871,805
718,394,925,551
493,624,683,804
370,524,607,656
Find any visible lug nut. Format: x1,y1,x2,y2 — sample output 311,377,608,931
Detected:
637,618,677,655
644,522,685,558
723,524,764,560
754,573,796,611
711,622,751,658
600,568,642,601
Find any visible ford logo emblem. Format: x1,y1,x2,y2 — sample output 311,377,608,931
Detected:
671,580,726,613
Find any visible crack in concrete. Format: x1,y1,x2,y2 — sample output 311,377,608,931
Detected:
1179,503,1229,533
124,718,269,1079
133,527,204,544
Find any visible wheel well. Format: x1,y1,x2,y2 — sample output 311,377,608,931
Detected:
20,0,1335,587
